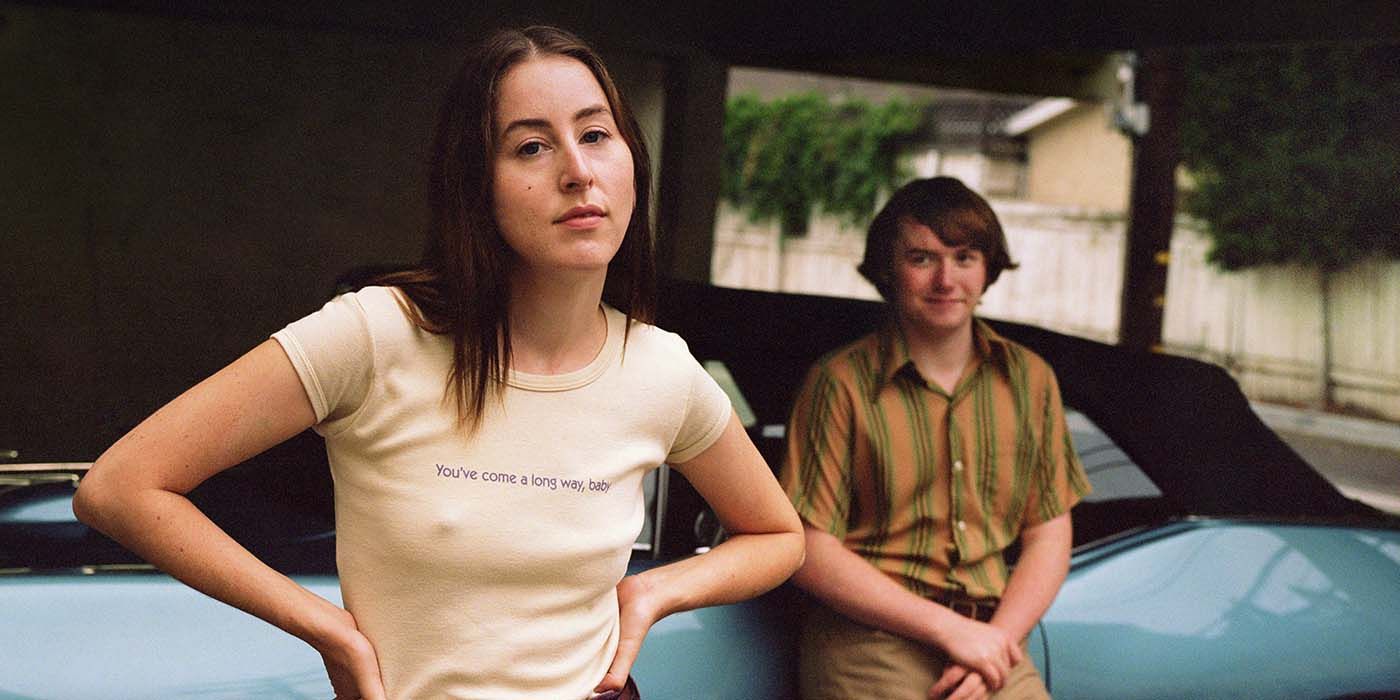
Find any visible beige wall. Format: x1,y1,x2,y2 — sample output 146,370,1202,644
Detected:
1024,103,1132,211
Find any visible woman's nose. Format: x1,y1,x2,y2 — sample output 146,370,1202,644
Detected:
559,144,594,191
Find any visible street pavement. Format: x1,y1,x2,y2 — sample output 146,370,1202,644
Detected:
1253,402,1400,514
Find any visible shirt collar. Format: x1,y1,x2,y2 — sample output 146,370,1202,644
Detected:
874,318,1013,397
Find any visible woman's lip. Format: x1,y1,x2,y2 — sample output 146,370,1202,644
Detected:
555,205,606,224
558,214,605,229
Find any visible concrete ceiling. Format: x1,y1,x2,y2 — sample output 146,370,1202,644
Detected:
19,1,1400,100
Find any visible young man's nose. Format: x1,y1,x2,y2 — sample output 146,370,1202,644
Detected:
930,261,951,288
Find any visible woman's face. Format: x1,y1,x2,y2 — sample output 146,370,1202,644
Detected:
490,55,635,276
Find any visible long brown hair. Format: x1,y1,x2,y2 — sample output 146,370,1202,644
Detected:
375,25,656,430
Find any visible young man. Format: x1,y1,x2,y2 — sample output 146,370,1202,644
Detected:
781,177,1091,700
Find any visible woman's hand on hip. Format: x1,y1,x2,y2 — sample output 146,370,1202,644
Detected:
596,574,662,693
313,607,387,700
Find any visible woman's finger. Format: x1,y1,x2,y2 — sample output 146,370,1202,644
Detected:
595,635,641,694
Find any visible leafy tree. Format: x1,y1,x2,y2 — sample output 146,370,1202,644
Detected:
1180,43,1400,406
722,92,924,235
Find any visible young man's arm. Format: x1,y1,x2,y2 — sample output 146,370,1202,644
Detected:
793,527,1023,691
928,512,1072,698
988,512,1072,641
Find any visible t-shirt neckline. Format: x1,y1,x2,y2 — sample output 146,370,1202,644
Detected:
504,305,623,392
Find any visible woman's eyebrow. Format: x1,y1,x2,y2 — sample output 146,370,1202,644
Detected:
501,104,612,138
573,104,610,122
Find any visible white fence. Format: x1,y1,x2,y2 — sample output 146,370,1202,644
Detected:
710,202,1400,421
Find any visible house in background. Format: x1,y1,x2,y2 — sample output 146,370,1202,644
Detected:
1001,97,1132,212
904,96,1033,198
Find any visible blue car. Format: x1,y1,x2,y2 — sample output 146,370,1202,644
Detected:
4,281,1398,698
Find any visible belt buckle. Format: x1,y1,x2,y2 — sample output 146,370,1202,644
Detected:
949,599,979,619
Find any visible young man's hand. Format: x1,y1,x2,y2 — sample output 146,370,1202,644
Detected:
929,663,989,700
933,617,1023,691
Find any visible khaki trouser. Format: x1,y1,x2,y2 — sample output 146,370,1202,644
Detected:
798,602,1050,700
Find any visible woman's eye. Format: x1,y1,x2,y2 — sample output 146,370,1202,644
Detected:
581,129,608,144
517,141,545,156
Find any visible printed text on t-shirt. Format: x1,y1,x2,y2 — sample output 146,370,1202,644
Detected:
434,464,610,493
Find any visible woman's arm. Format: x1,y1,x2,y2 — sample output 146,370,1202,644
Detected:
594,412,805,692
72,339,385,700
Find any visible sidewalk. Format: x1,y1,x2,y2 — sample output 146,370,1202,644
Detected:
1252,402,1400,514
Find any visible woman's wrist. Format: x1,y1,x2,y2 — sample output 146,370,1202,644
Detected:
292,596,361,653
617,571,668,623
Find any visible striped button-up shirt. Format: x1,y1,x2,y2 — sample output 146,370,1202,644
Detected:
780,319,1091,600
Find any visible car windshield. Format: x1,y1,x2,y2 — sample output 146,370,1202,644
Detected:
1066,409,1161,503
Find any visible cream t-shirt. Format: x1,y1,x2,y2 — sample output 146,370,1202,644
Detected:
272,286,730,699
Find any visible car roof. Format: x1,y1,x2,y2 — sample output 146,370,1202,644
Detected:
654,278,1389,522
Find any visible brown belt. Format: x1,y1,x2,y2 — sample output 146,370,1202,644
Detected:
934,594,998,623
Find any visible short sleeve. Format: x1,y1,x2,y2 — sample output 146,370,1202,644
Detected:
271,291,374,436
666,349,732,464
779,363,855,539
1021,366,1093,526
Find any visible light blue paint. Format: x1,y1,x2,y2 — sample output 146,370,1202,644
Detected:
1042,521,1400,699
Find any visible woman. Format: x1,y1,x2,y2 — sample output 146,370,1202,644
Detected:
74,26,803,699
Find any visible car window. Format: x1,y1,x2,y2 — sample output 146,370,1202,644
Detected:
0,490,76,524
0,472,82,524
1065,408,1161,502
633,466,665,553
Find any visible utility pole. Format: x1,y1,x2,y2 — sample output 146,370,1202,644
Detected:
1118,48,1184,353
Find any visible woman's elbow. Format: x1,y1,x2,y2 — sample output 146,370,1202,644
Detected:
765,507,805,576
790,534,807,574
72,456,128,531
780,528,807,578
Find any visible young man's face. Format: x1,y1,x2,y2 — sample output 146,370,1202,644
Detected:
890,218,987,340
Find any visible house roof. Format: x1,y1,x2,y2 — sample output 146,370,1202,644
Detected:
1002,98,1080,136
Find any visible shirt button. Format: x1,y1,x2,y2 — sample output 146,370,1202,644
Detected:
953,460,964,472
956,520,967,531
